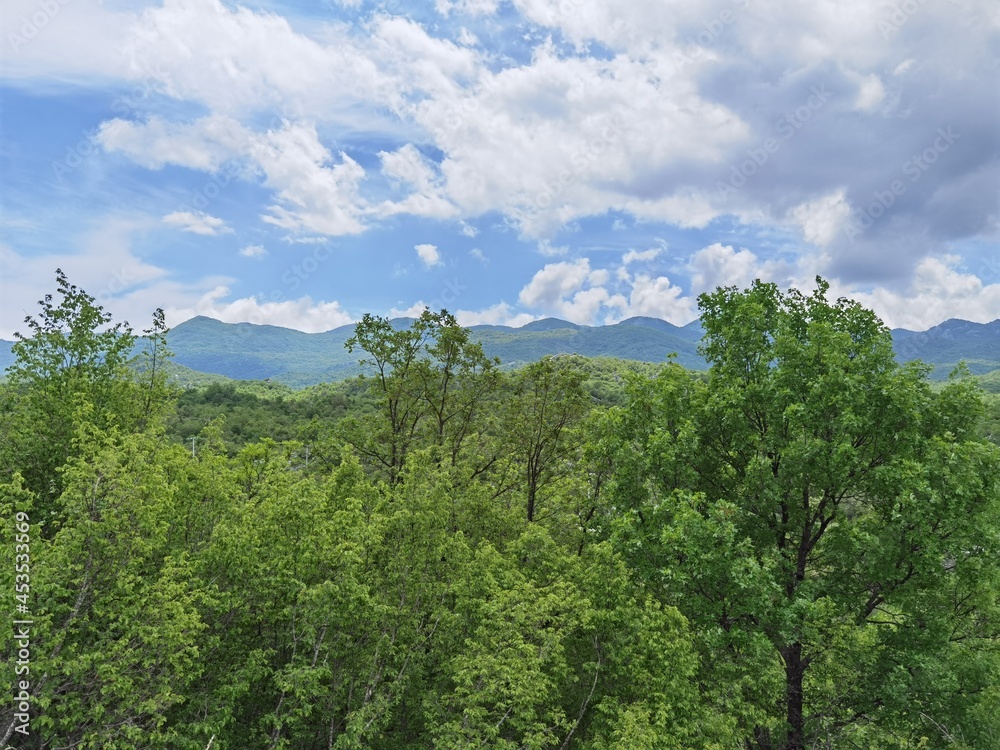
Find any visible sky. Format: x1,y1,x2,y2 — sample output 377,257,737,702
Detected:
0,0,998,339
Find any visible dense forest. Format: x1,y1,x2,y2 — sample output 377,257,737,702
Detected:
2,272,999,750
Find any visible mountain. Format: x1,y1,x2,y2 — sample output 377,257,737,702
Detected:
890,318,1000,376
165,316,360,387
0,339,14,373
150,315,708,387
157,315,1000,387
1,316,998,388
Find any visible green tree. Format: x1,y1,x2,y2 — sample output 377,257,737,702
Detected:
2,271,136,510
134,306,176,431
499,356,590,522
343,309,498,483
606,279,1000,749
0,424,208,748
1,271,174,523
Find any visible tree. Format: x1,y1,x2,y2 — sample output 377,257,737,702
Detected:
343,309,498,483
134,306,176,431
0,426,208,749
606,278,1000,749
499,356,590,522
2,270,137,517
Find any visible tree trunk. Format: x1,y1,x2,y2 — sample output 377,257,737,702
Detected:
782,642,806,750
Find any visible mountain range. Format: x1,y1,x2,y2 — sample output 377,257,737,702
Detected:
1,315,998,388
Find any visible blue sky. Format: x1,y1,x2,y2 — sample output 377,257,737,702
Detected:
1,0,998,338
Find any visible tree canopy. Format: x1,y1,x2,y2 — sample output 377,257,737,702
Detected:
1,274,997,749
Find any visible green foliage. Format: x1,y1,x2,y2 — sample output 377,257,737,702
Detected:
604,278,1000,749
497,355,590,522
1,273,997,749
342,309,500,483
0,270,172,521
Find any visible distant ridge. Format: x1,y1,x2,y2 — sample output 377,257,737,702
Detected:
1,315,998,388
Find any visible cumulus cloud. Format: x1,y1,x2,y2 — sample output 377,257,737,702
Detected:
619,274,695,324
251,122,368,236
415,243,442,267
162,211,233,236
173,286,354,333
388,300,430,318
517,255,697,325
843,256,1000,330
376,144,458,220
239,245,267,258
455,302,535,327
519,259,592,309
787,191,852,247
854,74,886,112
97,114,248,171
687,243,764,295
622,248,662,265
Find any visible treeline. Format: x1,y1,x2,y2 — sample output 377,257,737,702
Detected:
1,271,998,750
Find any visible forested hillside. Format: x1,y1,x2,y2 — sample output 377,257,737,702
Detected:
2,273,999,750
6,311,999,388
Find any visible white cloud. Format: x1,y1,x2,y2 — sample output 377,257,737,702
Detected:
687,243,764,295
97,114,248,171
162,211,233,236
388,300,430,318
0,0,132,81
519,258,592,308
239,245,267,258
173,286,354,333
588,268,611,286
619,273,695,324
854,74,886,112
375,144,457,220
436,0,500,16
0,215,230,339
469,248,487,263
622,247,661,265
844,256,1000,330
558,285,612,324
538,240,569,256
124,0,387,120
251,122,368,236
415,243,442,267
457,28,480,46
787,191,852,247
892,59,916,76
455,302,535,327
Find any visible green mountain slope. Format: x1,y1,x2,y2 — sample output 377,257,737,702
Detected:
2,314,998,388
157,315,708,386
